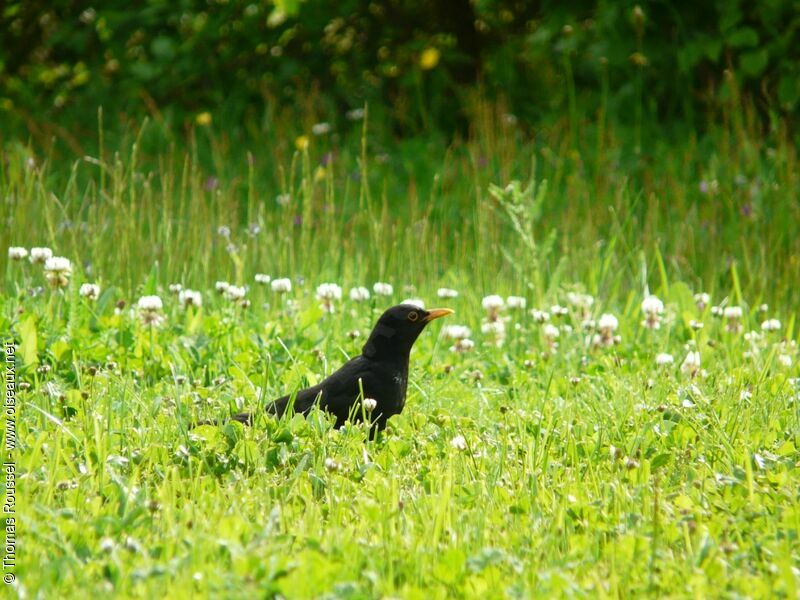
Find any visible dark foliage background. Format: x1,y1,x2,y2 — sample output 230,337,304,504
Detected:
1,0,798,135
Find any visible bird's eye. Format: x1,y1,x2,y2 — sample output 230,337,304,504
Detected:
407,311,419,322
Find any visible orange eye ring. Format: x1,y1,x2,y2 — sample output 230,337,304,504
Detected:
408,311,419,322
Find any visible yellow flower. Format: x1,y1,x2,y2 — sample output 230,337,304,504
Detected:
419,47,440,70
295,135,309,151
195,112,212,126
314,166,326,181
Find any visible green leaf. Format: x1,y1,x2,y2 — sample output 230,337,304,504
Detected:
778,75,800,109
727,28,758,48
235,439,259,466
50,338,71,362
650,453,671,469
19,315,38,366
739,49,769,77
150,36,176,60
143,262,159,295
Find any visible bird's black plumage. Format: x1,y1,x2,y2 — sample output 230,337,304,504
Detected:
229,304,453,431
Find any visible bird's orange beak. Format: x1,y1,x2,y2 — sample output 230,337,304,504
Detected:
424,308,454,322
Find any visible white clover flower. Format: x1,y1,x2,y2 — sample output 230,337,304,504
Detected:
567,292,594,309
680,350,701,376
744,330,762,342
507,296,527,309
777,354,793,368
481,320,505,336
689,319,704,330
316,283,343,300
450,338,475,353
450,435,468,451
482,295,505,311
137,295,164,326
761,319,781,332
349,286,370,301
724,305,744,332
276,193,291,206
8,246,28,261
694,292,710,310
641,295,664,315
137,295,163,311
346,108,365,121
100,537,115,553
740,390,753,401
168,283,183,294
79,283,100,300
593,313,621,347
323,457,340,472
44,256,71,272
543,323,560,339
363,398,378,413
641,295,664,329
531,309,550,323
217,225,231,238
254,273,271,285
215,281,230,293
179,289,202,308
402,298,425,308
29,247,53,264
723,306,743,319
655,353,674,366
437,287,459,299
550,304,568,317
316,283,343,313
598,313,618,332
711,305,723,317
225,285,247,301
442,325,472,340
271,278,292,293
44,256,72,288
311,122,331,135
373,282,393,296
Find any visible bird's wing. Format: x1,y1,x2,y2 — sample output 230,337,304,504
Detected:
315,356,386,416
264,356,380,424
268,384,326,417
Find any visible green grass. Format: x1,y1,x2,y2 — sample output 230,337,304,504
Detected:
3,106,800,598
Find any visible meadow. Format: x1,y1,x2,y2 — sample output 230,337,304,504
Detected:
2,104,799,598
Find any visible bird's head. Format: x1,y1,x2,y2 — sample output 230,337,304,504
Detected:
362,304,454,360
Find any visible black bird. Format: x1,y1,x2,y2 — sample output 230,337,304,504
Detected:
229,304,453,431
